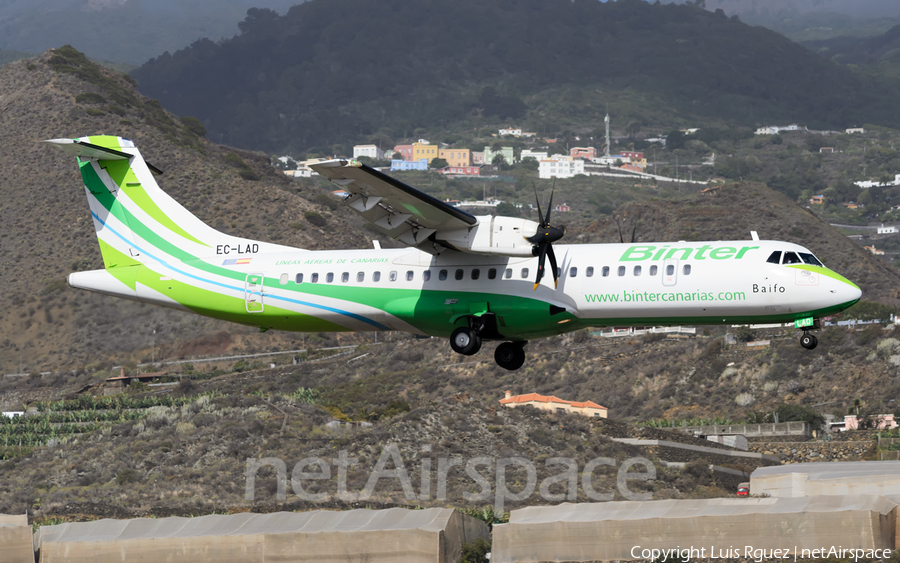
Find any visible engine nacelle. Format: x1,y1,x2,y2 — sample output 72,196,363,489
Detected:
435,215,539,257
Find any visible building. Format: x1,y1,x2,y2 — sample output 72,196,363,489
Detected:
471,151,485,165
390,159,428,171
809,195,824,205
500,390,607,418
539,155,584,179
569,147,597,160
842,202,858,210
352,145,384,160
846,127,865,134
819,147,835,154
439,165,482,176
844,414,896,429
483,146,514,166
553,203,571,213
864,246,885,255
755,124,803,135
393,144,414,161
877,224,898,234
413,140,438,164
520,149,548,162
498,127,522,137
438,148,471,168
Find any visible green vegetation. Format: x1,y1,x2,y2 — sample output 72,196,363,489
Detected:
131,0,900,155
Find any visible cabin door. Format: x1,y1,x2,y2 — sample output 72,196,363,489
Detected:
662,259,678,287
245,273,265,313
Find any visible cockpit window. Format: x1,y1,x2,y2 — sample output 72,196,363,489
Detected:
766,251,781,264
798,252,823,267
782,251,801,265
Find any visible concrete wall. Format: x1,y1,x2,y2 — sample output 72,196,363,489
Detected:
750,461,900,498
677,421,810,438
748,440,876,463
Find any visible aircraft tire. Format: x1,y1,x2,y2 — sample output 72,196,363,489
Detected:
451,327,481,355
800,333,818,350
495,342,526,370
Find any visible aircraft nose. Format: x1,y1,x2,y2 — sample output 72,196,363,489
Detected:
834,278,862,308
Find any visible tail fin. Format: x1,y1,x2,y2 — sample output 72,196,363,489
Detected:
46,135,289,271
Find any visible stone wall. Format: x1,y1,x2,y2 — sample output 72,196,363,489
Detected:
748,440,877,463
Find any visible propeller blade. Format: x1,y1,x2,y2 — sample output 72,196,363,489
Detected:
532,186,544,226
615,216,624,244
545,180,556,226
548,244,559,289
631,224,637,243
533,242,547,290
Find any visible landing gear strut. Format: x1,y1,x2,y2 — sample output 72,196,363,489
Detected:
494,341,527,371
800,331,818,350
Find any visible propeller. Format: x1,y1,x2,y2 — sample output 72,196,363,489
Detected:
526,183,566,290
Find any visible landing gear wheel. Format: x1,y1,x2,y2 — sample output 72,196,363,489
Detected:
450,327,481,356
800,332,818,350
494,342,526,371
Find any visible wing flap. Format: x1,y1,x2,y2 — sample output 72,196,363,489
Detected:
311,159,477,252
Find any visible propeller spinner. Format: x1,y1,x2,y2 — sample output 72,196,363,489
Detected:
525,185,566,290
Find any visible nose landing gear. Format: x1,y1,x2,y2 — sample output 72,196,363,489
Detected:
800,331,818,350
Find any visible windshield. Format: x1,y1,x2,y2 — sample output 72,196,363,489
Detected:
798,252,823,267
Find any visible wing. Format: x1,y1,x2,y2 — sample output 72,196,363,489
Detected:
310,159,477,252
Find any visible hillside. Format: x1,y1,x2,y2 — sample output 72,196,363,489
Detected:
0,47,382,374
129,0,900,155
0,0,303,66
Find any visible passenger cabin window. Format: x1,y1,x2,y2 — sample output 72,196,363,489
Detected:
683,264,692,275
649,265,658,276
455,269,464,280
782,252,801,265
634,266,641,276
504,268,512,279
389,271,398,282
570,267,577,278
406,270,414,281
602,266,610,277
439,269,448,281
295,273,304,284
766,251,782,264
586,266,594,277
373,271,381,282
488,268,497,280
617,266,625,277
357,272,365,282
423,270,431,281
311,273,319,283
798,252,823,267
326,273,334,283
472,269,480,280
279,273,288,285
341,272,349,283
666,265,674,276
521,268,529,278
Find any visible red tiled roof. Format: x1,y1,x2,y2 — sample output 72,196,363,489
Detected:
500,393,606,410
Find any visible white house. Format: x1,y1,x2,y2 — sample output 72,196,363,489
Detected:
353,145,384,160
845,128,865,134
755,124,803,135
877,224,898,235
499,127,522,137
855,174,900,189
520,149,549,162
539,156,584,179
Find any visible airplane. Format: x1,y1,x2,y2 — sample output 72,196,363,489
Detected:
46,135,862,370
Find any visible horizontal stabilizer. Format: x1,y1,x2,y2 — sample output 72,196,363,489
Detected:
44,138,131,160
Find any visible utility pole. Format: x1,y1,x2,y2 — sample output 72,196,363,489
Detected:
604,110,611,159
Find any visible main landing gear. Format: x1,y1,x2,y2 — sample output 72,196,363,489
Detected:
449,317,527,370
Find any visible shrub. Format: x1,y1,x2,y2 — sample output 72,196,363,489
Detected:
75,92,106,105
304,211,327,227
179,115,207,137
316,193,339,210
